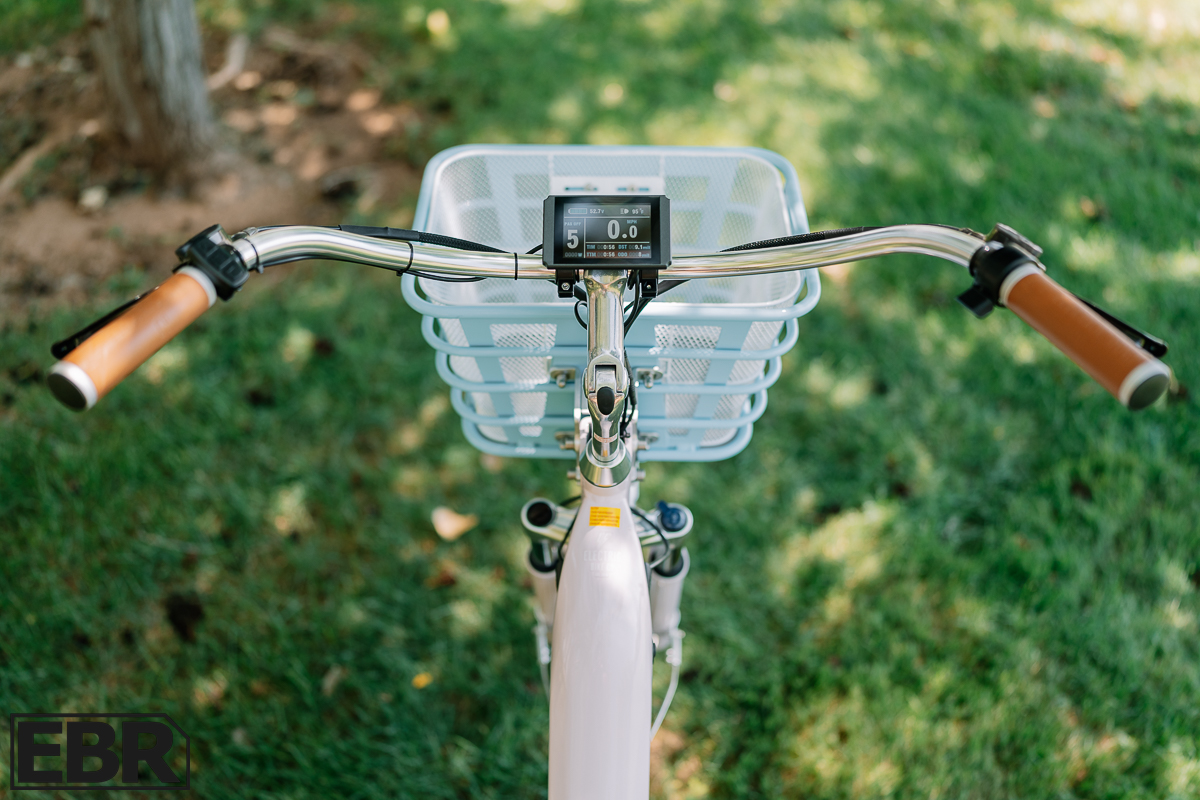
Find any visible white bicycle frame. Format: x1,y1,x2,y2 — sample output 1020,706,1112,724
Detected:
549,474,652,799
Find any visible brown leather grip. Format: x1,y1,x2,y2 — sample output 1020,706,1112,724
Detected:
1002,268,1170,409
47,269,216,410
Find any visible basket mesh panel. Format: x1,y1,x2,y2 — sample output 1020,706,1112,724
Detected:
712,393,747,419
667,394,700,419
491,324,555,385
520,207,543,243
499,358,551,384
672,210,702,246
742,320,782,350
441,318,485,382
665,175,708,202
656,324,720,388
444,156,491,202
441,318,468,345
452,355,484,382
491,323,556,349
719,212,757,248
702,428,739,446
700,394,750,445
461,207,503,245
515,173,550,198
730,159,775,205
422,278,564,305
655,324,721,349
552,154,662,176
663,359,710,385
727,360,766,384
472,392,507,442
512,392,547,419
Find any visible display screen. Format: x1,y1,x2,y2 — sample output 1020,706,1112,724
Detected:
544,194,670,269
561,202,653,260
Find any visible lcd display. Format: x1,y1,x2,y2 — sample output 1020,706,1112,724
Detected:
543,195,671,269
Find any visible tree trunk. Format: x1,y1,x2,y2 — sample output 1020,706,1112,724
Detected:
85,0,213,176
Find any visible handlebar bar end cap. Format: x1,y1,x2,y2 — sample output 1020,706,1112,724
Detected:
47,360,98,411
1122,361,1171,411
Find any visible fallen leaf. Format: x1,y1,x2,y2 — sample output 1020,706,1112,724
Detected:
262,102,297,127
233,70,262,91
346,88,381,112
322,664,348,696
361,111,395,136
1033,95,1057,119
432,507,477,540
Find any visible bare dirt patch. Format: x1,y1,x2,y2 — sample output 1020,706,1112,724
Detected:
0,27,423,321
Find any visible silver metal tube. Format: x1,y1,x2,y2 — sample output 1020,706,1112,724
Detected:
232,224,983,280
585,270,627,369
232,225,540,279
581,270,630,478
669,225,984,275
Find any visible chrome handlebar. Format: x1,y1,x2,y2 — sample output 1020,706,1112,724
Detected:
229,224,986,280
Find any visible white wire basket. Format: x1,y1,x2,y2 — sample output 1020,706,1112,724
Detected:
401,145,820,462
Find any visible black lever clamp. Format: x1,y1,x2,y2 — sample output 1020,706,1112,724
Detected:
957,223,1167,357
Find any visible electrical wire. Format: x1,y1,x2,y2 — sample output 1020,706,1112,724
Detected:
326,224,507,253
720,224,982,253
650,630,685,740
623,278,645,334
619,349,636,440
632,506,671,570
260,253,486,282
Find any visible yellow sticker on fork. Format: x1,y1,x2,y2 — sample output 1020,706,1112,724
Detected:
589,507,621,527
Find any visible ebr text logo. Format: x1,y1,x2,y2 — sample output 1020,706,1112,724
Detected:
9,713,190,791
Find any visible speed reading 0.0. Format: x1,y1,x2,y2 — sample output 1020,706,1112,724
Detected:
542,195,670,269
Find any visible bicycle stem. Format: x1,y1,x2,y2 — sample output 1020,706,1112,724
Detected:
579,270,632,488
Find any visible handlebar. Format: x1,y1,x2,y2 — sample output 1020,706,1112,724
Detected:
226,223,984,278
46,222,1171,412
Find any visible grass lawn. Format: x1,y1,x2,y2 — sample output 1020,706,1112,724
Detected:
3,0,1200,797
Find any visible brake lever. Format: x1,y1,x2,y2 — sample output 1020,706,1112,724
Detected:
50,288,157,359
1073,295,1168,358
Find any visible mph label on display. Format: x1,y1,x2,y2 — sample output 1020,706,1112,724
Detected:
562,204,652,259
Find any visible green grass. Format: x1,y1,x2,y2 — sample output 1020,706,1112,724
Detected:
3,0,1200,798
0,0,79,54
